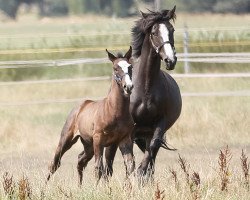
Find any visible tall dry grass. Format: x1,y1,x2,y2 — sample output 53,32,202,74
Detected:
1,147,249,199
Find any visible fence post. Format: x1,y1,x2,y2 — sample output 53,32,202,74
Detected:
154,0,161,11
183,24,190,73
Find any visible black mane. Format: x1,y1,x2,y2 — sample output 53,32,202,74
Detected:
131,9,176,58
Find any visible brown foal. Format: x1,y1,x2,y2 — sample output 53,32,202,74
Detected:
47,47,135,184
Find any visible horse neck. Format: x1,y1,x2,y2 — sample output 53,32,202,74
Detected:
134,34,161,91
106,79,130,116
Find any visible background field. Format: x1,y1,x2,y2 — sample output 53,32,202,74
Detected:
0,11,250,199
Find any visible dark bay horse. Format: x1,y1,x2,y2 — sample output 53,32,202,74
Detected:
105,7,182,180
47,47,135,184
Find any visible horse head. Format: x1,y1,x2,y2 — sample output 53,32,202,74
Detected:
142,6,177,70
106,46,133,96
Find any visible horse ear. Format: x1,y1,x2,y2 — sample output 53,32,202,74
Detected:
106,49,116,63
124,46,132,61
166,5,176,20
140,10,147,18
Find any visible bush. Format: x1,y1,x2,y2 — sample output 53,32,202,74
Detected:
45,0,69,16
0,0,19,19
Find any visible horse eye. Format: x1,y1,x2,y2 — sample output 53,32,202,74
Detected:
152,32,157,36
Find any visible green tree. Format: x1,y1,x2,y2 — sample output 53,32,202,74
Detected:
111,0,134,17
45,0,68,16
0,0,20,19
213,0,250,13
85,0,101,13
67,0,85,14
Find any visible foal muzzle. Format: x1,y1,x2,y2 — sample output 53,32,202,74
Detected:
123,84,133,95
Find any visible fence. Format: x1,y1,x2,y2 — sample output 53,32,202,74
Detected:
0,53,250,69
0,52,249,107
0,26,249,107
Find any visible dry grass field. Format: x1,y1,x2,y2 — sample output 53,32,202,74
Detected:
0,77,249,199
0,13,250,199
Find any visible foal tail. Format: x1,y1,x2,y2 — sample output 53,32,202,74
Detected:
47,105,82,181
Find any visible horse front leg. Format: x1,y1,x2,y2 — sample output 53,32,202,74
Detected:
93,134,104,184
104,144,118,178
119,135,135,177
137,118,168,181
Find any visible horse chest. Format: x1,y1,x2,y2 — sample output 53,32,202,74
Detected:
100,119,133,146
132,100,158,123
131,97,163,125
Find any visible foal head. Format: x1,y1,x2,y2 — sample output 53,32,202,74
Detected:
106,46,133,96
132,6,177,70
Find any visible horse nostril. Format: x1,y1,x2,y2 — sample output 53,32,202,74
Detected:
164,58,171,64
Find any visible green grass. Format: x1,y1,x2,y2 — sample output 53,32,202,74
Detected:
0,13,249,59
0,13,249,81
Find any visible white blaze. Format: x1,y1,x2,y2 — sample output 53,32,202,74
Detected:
118,60,133,87
159,23,175,61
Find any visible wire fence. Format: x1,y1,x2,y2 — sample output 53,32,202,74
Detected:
0,41,249,55
0,52,249,69
0,26,249,55
0,73,249,87
0,26,248,39
0,26,249,106
1,90,250,107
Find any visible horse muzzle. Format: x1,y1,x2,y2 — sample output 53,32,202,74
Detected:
124,84,134,95
164,56,177,70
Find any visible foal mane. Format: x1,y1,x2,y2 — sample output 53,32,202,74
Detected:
131,9,176,58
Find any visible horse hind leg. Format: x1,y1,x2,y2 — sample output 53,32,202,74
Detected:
47,134,80,181
47,112,80,181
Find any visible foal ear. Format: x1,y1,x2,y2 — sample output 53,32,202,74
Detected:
106,49,116,63
124,46,132,61
166,5,176,20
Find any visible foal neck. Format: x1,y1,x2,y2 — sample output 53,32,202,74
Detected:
107,79,130,115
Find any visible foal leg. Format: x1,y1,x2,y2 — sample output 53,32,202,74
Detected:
93,134,104,183
104,144,118,178
119,136,135,177
47,134,80,181
47,108,80,181
77,143,94,185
